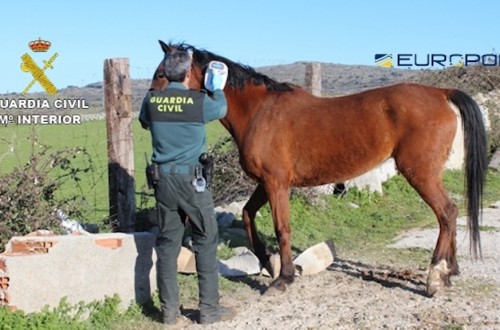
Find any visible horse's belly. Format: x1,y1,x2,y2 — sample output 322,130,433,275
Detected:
292,152,392,187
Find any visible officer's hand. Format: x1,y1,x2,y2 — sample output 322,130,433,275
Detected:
211,73,223,91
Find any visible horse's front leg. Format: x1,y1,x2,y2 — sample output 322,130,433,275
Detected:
265,181,295,292
242,184,270,265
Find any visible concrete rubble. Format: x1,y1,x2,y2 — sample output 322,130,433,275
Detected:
0,199,335,313
0,232,157,313
489,149,500,171
261,240,336,278
218,247,261,277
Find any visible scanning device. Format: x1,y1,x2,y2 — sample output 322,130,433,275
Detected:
204,61,228,92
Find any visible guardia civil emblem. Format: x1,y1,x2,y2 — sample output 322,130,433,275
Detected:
20,38,59,95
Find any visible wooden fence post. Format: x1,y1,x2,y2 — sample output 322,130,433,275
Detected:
305,62,338,194
104,58,135,232
305,62,322,96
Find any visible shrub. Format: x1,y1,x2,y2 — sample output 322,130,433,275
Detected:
0,141,95,252
210,137,256,205
0,295,141,329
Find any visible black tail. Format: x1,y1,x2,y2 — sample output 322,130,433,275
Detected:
448,89,487,259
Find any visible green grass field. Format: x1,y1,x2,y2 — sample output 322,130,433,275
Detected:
0,119,228,225
1,119,499,240
2,118,500,329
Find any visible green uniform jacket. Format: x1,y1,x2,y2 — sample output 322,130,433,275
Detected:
139,82,227,164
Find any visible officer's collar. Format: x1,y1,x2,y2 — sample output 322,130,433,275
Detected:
166,82,188,90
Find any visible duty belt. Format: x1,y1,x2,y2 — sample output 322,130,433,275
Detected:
159,163,198,174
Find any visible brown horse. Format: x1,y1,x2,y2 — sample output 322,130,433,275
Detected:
151,41,487,297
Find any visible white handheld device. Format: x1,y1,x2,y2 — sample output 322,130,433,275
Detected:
204,61,228,91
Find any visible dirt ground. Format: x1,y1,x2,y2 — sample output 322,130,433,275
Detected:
170,202,500,330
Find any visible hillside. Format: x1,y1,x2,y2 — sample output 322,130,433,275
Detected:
1,64,499,149
259,62,418,96
3,63,499,107
0,63,420,112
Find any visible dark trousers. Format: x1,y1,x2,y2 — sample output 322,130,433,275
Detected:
154,171,220,315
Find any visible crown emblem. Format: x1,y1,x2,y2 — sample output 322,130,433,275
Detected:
29,38,51,52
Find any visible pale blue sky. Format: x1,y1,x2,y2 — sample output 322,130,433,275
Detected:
1,0,498,94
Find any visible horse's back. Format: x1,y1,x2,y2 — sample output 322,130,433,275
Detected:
375,84,458,170
242,83,457,186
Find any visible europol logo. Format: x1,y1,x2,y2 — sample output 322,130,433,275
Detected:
20,38,58,95
374,54,393,67
375,52,498,68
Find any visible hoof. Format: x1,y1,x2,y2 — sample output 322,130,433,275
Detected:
426,259,451,297
265,275,294,295
264,285,285,297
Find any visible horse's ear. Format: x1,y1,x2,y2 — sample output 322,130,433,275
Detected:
158,40,172,54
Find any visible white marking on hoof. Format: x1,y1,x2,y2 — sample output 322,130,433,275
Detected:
426,260,450,297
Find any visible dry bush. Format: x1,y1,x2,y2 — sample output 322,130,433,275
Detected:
411,66,500,95
210,137,256,206
0,142,95,252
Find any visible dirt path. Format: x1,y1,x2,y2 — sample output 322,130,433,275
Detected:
171,203,500,329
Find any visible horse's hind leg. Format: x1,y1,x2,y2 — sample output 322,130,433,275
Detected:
398,164,459,296
424,189,459,297
242,184,270,265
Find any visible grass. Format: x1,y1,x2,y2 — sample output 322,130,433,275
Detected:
0,119,228,225
0,295,143,330
248,170,500,264
2,169,498,329
253,174,435,255
1,118,500,328
0,274,244,330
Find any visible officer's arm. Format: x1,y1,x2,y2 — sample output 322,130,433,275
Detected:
203,90,227,122
139,97,150,129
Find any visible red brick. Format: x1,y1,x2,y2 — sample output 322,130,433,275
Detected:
95,238,123,249
8,240,56,255
0,276,9,289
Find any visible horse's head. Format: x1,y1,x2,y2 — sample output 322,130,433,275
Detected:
151,40,294,93
151,40,211,92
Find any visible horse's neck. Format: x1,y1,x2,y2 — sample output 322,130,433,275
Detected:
219,86,271,144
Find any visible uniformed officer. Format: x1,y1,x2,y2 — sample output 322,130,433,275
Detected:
139,50,235,325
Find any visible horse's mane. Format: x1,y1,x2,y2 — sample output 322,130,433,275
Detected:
170,42,293,92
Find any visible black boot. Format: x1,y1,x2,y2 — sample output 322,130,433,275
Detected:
162,309,181,325
199,306,236,324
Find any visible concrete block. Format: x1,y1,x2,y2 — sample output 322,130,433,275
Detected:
177,247,196,274
346,158,398,193
0,232,157,313
293,240,336,276
489,149,500,171
218,248,261,277
261,241,336,278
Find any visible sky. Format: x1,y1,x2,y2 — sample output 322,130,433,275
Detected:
1,0,499,94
